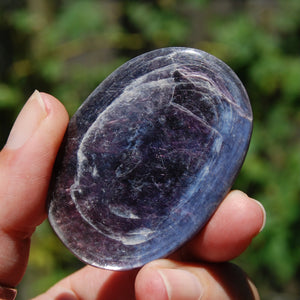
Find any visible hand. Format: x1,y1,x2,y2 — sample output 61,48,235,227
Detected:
0,91,265,300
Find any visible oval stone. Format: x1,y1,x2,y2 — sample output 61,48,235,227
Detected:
47,47,252,270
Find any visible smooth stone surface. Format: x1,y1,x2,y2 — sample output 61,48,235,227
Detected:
47,47,253,270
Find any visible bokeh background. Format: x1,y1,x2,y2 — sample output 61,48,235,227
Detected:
1,0,300,299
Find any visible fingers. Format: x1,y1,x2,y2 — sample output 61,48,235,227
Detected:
0,91,69,286
136,259,260,300
182,190,266,262
32,260,259,300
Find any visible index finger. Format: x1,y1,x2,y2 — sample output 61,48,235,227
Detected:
182,190,266,262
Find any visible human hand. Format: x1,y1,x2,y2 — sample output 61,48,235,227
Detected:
0,91,265,300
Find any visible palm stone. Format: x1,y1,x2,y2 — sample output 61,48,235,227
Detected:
47,47,252,270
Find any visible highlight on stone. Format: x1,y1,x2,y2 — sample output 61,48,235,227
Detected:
47,47,253,270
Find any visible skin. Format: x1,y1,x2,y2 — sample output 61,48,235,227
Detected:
0,91,265,300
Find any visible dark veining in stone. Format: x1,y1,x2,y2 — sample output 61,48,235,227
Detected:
47,47,252,270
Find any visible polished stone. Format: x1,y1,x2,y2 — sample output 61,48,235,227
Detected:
47,47,253,270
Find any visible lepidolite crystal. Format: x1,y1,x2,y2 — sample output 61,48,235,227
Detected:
47,47,252,270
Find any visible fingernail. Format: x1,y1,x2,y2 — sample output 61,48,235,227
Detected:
5,90,48,150
158,269,203,300
254,200,266,232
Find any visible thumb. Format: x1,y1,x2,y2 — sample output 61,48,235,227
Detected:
0,91,69,287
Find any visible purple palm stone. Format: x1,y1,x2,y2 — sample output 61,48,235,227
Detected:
47,47,252,270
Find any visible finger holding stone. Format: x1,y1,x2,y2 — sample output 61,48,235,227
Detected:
0,91,69,287
181,190,266,262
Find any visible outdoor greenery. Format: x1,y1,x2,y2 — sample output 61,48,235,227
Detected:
0,0,300,299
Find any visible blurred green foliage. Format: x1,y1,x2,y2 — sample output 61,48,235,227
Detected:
0,0,300,299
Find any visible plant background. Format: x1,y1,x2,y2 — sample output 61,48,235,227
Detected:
1,0,300,299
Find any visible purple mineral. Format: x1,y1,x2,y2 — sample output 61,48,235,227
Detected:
47,47,252,270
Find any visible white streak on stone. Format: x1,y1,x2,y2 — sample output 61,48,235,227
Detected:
108,204,140,220
119,228,155,246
